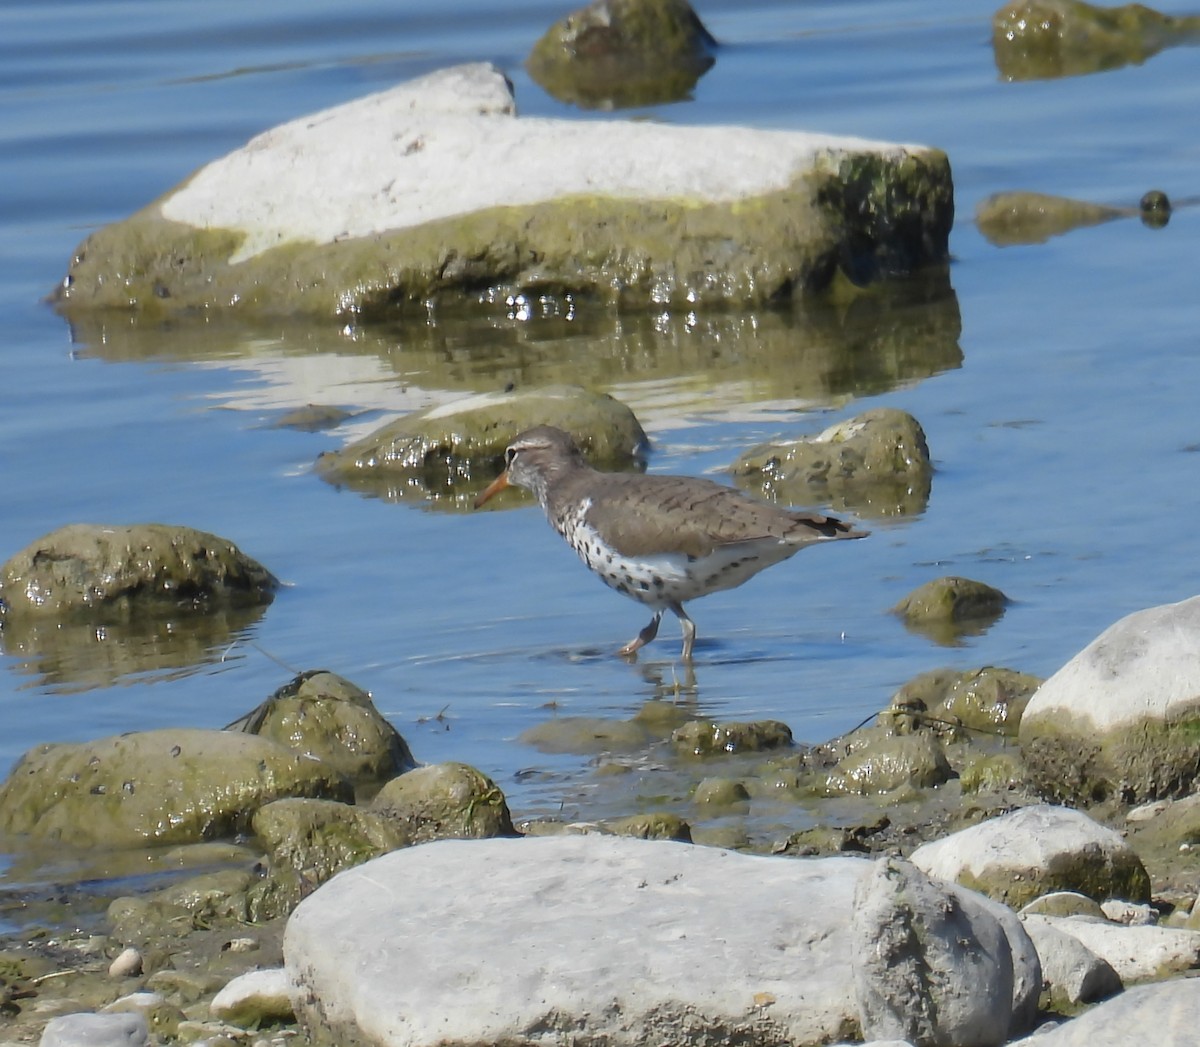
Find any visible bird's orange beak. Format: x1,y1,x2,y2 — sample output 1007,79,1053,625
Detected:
473,470,510,509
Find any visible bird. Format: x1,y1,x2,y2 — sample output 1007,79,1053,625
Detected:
473,426,868,660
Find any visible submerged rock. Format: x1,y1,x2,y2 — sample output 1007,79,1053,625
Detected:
315,384,646,509
0,728,351,848
733,407,932,518
992,0,1200,81
976,190,1127,245
892,576,1009,645
53,63,952,321
1019,595,1200,804
527,0,717,109
0,523,276,619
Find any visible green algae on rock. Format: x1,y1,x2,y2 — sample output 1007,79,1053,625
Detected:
527,0,717,109
0,728,352,849
227,670,416,790
0,523,276,619
975,190,1127,246
1020,596,1200,805
370,762,516,843
315,384,646,510
671,719,794,757
892,576,1010,645
992,0,1200,81
51,63,953,323
733,407,932,519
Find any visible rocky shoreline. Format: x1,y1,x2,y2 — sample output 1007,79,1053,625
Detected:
3,511,1200,1044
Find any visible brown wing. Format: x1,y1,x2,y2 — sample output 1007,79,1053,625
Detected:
570,472,864,560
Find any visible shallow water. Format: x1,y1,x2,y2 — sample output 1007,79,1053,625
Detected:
3,0,1200,924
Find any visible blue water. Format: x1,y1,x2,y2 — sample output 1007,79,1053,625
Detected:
2,0,1200,882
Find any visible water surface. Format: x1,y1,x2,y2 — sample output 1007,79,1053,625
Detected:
2,0,1200,913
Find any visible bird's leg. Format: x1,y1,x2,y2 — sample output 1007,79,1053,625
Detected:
618,611,662,658
670,602,696,662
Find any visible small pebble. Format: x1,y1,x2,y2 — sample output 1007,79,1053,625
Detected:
108,946,143,979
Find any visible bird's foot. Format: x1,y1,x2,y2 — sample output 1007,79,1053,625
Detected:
617,613,662,659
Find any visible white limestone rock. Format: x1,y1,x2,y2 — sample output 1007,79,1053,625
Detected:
1023,913,1200,984
285,835,871,1046
55,63,952,319
1018,916,1122,1006
1007,979,1200,1046
1019,595,1200,803
210,967,294,1025
909,804,1149,908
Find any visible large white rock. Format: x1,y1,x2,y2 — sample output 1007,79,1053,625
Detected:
1024,596,1200,731
285,835,872,1046
162,62,921,265
1019,596,1200,802
1007,979,1200,1046
909,805,1148,908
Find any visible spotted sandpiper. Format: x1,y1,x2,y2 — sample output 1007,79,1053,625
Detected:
474,426,868,660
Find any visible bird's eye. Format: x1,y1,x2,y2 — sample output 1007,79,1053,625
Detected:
505,447,517,467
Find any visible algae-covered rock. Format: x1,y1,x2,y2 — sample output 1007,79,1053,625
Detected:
992,0,1200,81
1019,595,1200,804
246,797,413,920
227,670,416,788
911,805,1151,908
733,407,932,519
937,666,1041,736
692,777,750,806
0,523,276,619
315,384,646,509
0,728,351,848
53,63,953,321
821,730,954,797
527,0,717,109
884,665,1040,737
671,719,793,756
370,763,515,842
892,576,1009,644
603,812,692,841
108,869,255,946
519,715,656,755
975,190,1126,245
959,752,1030,794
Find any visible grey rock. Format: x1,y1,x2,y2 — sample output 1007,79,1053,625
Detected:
39,1012,148,1047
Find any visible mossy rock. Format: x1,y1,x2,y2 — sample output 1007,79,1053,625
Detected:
671,719,794,756
228,670,416,789
0,728,351,848
315,384,646,510
527,0,717,109
370,763,516,842
0,523,276,619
